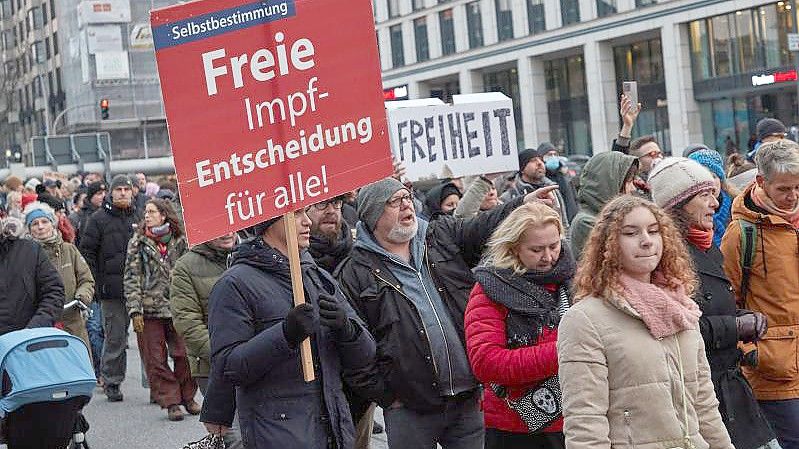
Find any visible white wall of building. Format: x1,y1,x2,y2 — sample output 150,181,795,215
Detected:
377,0,777,154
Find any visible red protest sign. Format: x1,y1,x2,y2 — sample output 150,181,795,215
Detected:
151,0,392,245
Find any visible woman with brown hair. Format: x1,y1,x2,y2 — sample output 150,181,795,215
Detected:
557,195,733,449
124,198,197,421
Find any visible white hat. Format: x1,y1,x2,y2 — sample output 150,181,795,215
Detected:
648,157,715,210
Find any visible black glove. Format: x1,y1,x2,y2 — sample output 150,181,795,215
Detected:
283,303,317,346
318,293,357,341
737,310,768,343
741,349,759,368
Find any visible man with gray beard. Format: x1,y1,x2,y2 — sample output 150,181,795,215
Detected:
336,178,557,449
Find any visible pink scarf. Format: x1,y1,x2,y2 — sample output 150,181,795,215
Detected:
619,273,701,339
752,185,799,229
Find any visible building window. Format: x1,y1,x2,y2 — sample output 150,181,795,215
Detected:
561,0,580,26
389,25,404,68
30,41,45,64
466,1,484,48
28,7,43,30
387,0,400,18
635,0,656,6
412,0,425,11
596,0,617,17
495,0,514,42
527,0,545,34
41,2,47,24
544,55,592,155
414,17,429,62
439,9,456,56
688,3,795,81
52,31,58,55
49,0,55,19
482,66,524,148
613,38,670,151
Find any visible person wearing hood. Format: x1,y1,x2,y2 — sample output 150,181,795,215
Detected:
335,178,558,449
649,158,778,449
171,231,243,447
465,202,576,449
721,139,799,449
501,148,571,229
423,181,462,221
454,176,502,219
199,211,376,449
24,202,95,350
0,215,64,335
124,198,197,421
79,174,138,402
305,196,353,274
538,142,579,223
569,151,639,258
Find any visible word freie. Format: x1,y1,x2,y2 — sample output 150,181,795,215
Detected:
202,32,315,96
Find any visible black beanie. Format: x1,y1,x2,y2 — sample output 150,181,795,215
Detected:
518,148,544,171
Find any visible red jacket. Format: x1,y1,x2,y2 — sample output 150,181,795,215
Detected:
464,283,563,434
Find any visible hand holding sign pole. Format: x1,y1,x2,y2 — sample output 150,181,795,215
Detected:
151,0,392,382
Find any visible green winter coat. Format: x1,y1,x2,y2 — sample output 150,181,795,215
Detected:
570,151,638,258
123,231,187,319
38,235,94,347
169,243,230,378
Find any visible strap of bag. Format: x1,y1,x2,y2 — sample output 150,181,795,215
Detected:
738,219,757,304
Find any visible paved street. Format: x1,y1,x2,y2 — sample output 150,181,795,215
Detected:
72,334,389,448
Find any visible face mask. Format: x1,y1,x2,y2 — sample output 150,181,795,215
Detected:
544,156,561,172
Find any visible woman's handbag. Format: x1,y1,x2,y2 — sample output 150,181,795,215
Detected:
490,375,562,433
182,434,225,449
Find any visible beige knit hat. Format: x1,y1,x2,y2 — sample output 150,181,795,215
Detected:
648,157,715,210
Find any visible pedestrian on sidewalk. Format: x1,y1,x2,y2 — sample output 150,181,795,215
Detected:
24,201,95,350
79,174,138,402
124,198,198,421
466,202,576,449
721,139,799,449
649,157,779,449
558,195,733,449
171,231,243,447
200,211,376,449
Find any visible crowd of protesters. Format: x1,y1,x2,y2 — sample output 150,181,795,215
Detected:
1,94,799,449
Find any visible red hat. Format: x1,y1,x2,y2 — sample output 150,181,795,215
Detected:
20,193,38,211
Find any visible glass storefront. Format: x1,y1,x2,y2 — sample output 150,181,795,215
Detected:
544,54,592,155
690,2,799,153
482,65,525,149
613,37,671,152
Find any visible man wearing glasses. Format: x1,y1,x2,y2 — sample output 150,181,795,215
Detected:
306,196,352,274
336,177,557,449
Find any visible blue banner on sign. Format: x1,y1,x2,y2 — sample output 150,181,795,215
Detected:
153,0,296,50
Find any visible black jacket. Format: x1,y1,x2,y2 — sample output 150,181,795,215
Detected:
201,241,375,449
70,203,98,247
690,244,774,449
335,195,525,412
0,236,64,335
78,198,137,300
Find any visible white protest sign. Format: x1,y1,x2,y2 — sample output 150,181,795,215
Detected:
387,93,518,181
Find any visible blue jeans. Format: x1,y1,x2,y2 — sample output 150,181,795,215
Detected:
86,301,104,378
759,399,799,449
384,394,484,449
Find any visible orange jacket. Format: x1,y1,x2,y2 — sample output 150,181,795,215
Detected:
721,182,799,401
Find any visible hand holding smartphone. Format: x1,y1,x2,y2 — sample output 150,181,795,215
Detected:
623,81,638,108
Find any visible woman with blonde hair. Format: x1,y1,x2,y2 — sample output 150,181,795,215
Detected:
558,195,733,449
465,202,576,449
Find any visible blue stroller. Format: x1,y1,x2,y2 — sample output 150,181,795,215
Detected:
0,328,96,449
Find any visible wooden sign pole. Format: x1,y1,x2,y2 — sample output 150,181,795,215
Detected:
283,211,316,382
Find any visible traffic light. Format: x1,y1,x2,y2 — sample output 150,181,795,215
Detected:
100,98,109,120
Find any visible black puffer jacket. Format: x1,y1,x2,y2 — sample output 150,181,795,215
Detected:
70,203,98,247
690,244,774,449
335,195,525,412
201,240,375,449
78,197,137,300
0,218,64,335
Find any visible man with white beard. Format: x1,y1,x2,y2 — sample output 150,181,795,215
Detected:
336,177,557,449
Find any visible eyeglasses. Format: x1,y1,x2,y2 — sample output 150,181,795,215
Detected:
640,150,663,160
386,193,414,208
308,198,343,211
